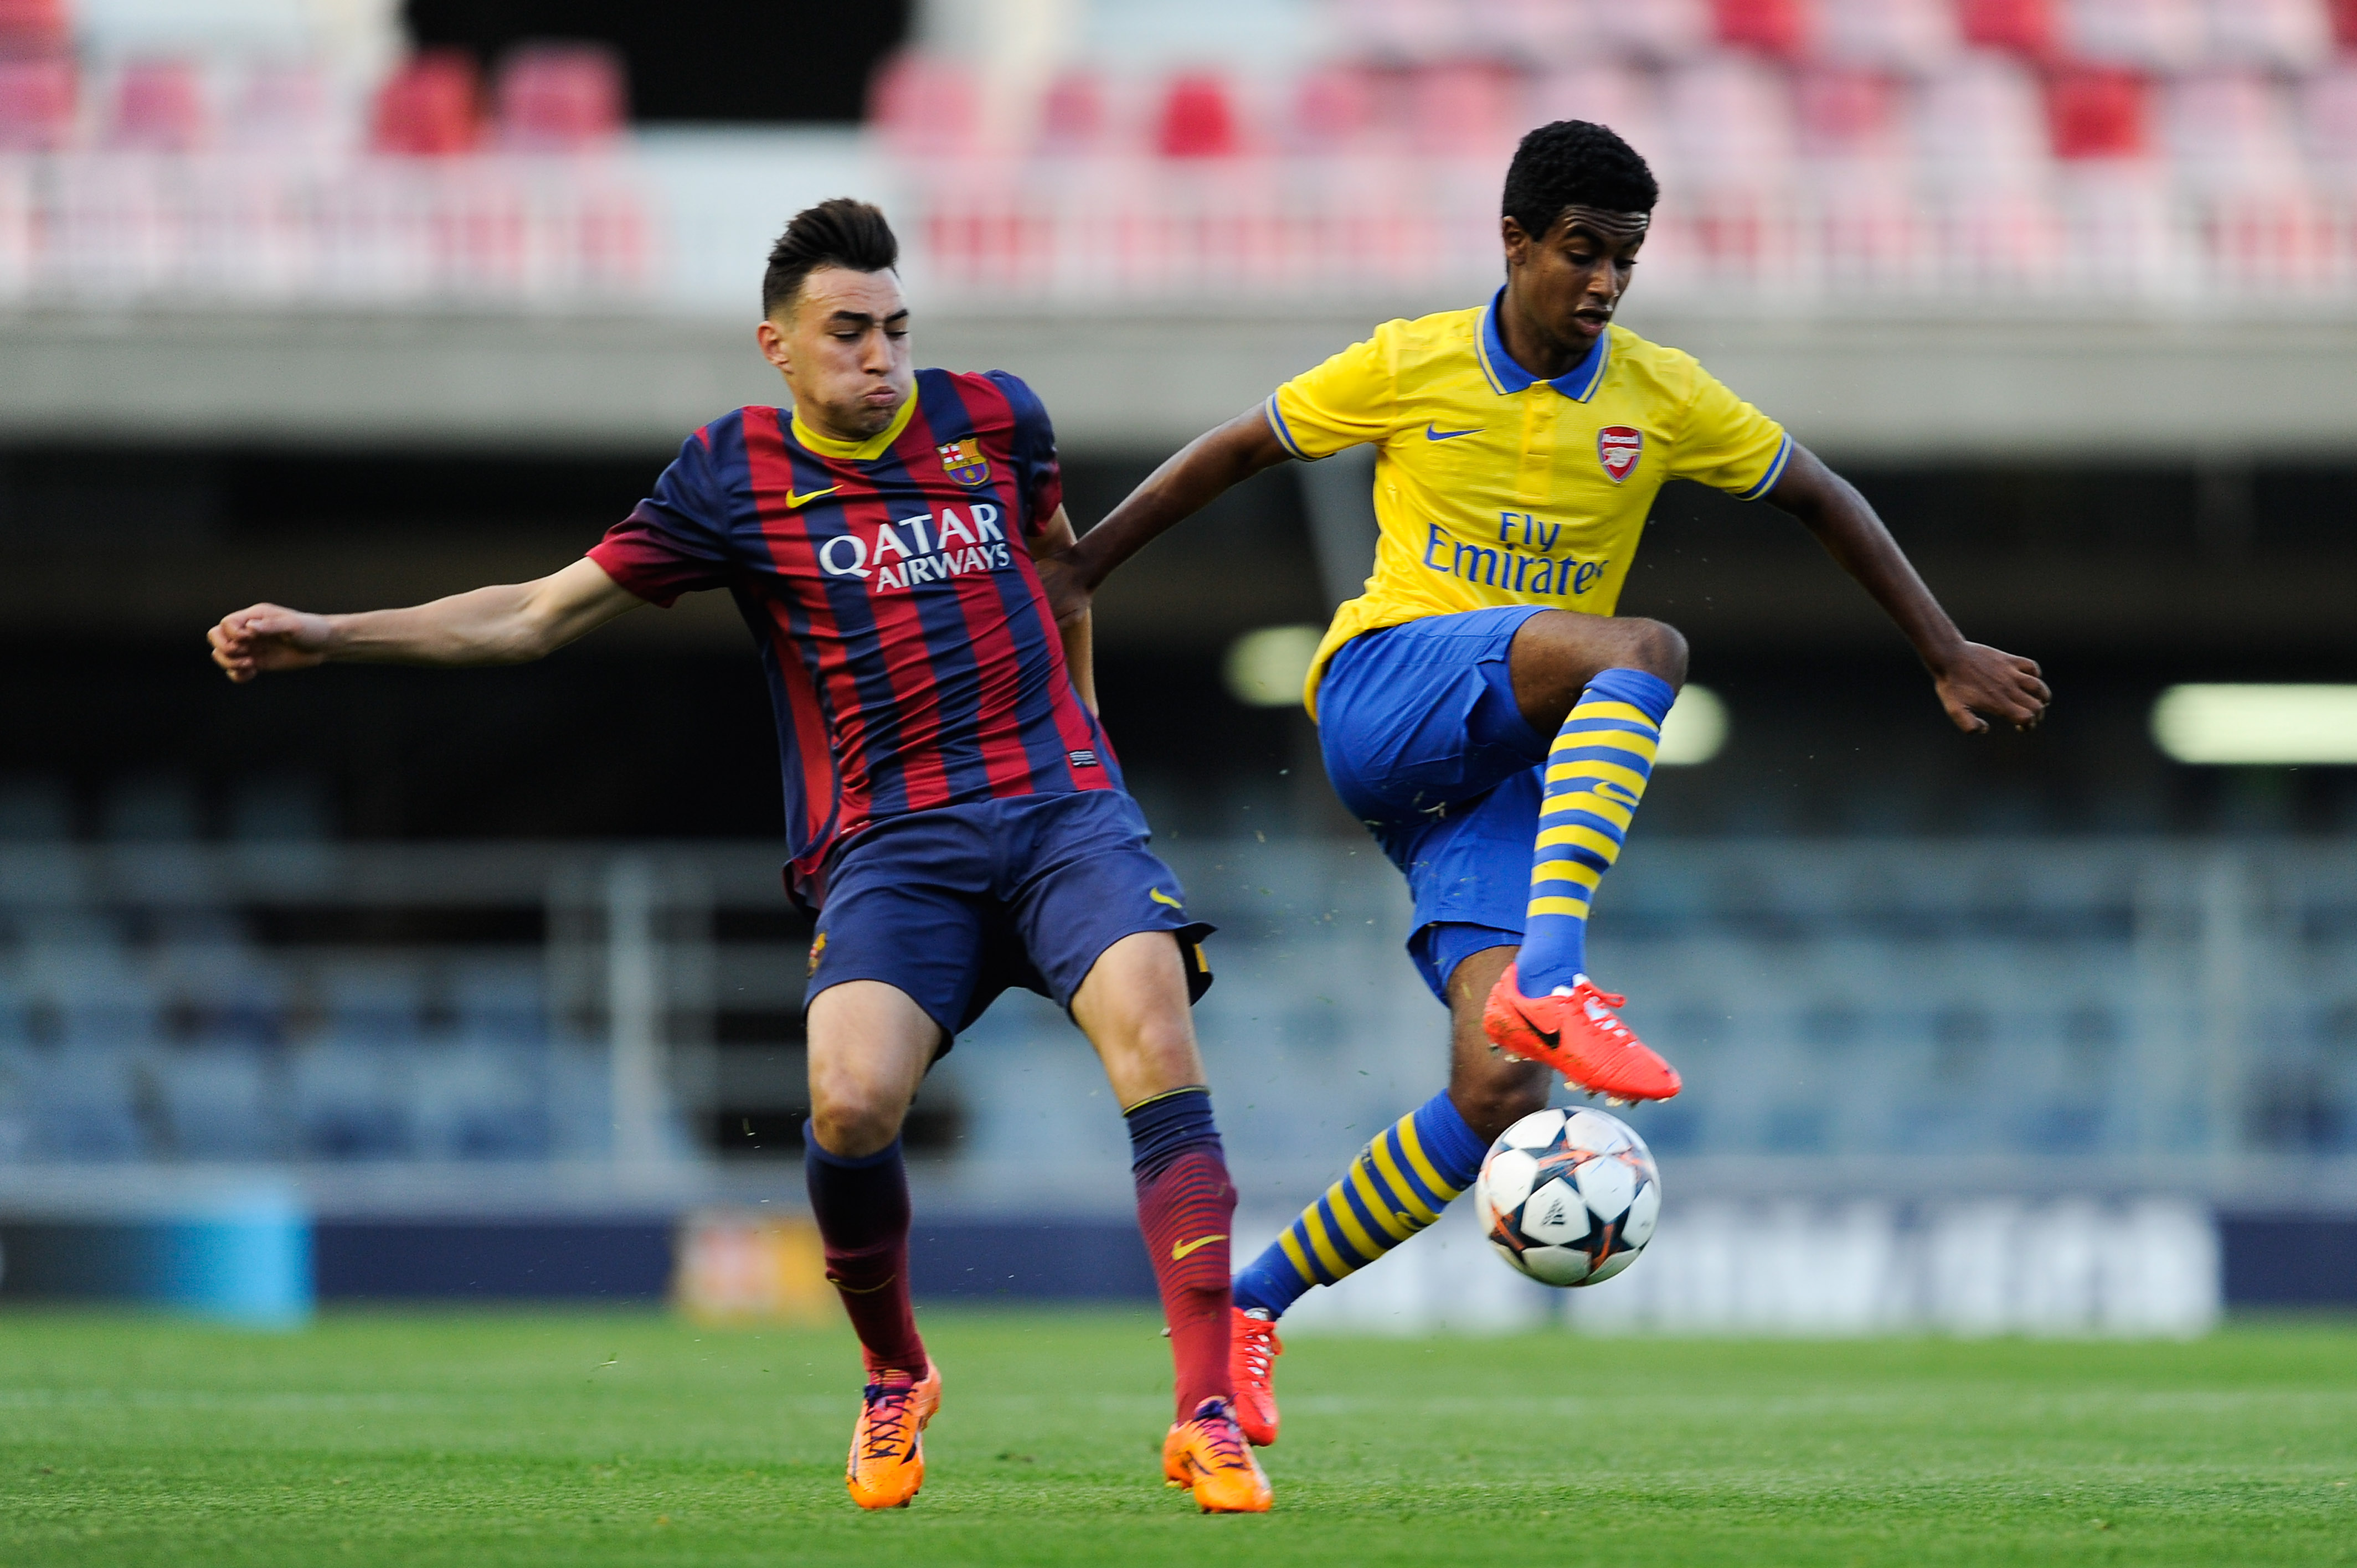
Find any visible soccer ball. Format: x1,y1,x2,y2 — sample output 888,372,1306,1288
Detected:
1475,1107,1660,1287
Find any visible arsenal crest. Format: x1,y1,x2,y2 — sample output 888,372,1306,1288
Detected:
938,439,990,487
1597,426,1643,484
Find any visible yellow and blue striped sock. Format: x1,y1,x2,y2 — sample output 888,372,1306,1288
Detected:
1231,1090,1489,1317
1518,667,1677,994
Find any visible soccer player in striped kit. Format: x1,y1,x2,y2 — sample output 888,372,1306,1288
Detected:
205,200,1270,1515
1044,121,2051,1447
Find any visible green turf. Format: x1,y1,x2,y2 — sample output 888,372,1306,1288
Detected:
2,1309,2354,1566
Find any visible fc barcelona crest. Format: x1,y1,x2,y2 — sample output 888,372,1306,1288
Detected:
938,439,990,487
1597,426,1643,484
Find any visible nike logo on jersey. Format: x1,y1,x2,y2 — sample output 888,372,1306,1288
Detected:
786,484,842,508
1425,423,1484,441
1171,1234,1226,1261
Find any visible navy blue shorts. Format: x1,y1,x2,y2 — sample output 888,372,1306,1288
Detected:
806,790,1213,1042
1317,605,1553,1002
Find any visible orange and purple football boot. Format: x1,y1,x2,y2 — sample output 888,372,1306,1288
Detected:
1162,1396,1274,1513
846,1362,940,1509
1229,1307,1282,1447
1483,963,1681,1102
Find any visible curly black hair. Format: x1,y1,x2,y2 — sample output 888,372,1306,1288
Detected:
761,197,899,317
1501,120,1659,239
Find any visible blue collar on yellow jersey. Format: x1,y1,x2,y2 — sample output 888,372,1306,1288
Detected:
1474,286,1610,403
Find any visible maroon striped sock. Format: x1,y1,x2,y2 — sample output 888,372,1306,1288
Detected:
1134,1143,1238,1417
805,1129,926,1378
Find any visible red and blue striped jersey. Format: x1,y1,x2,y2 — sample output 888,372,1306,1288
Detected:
588,368,1116,910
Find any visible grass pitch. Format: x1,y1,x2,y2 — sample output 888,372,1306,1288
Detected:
2,1309,2353,1566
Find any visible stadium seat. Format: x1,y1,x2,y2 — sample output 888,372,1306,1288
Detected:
2202,0,2333,68
1815,0,1962,71
1530,63,1664,164
1712,0,1813,58
1663,54,1796,180
1155,71,1245,159
2045,68,2151,160
1407,63,1522,157
1795,68,1906,159
1588,0,1713,62
2299,65,2357,186
1286,64,1380,153
223,59,342,155
0,51,71,151
0,0,66,55
2061,0,2204,69
1036,66,1110,156
1916,54,2054,178
1957,0,2058,56
104,56,210,153
867,51,980,159
369,49,483,157
493,42,626,154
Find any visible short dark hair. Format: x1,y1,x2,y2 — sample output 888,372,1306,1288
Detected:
761,198,899,317
1501,120,1659,240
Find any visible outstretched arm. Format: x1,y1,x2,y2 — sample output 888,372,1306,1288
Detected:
1028,506,1097,715
207,557,646,683
1037,409,1293,627
1766,443,2050,734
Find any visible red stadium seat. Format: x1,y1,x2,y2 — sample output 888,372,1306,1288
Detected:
0,50,72,151
1155,72,1243,159
0,0,66,56
370,50,484,157
495,43,626,153
1795,69,1904,160
1712,0,1813,58
2045,69,2149,161
2333,0,2357,50
105,58,209,153
1957,0,2057,57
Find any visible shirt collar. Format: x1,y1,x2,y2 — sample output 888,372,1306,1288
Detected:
1476,287,1610,403
790,391,919,460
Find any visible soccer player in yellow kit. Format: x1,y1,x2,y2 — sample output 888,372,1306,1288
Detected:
1043,120,2050,1445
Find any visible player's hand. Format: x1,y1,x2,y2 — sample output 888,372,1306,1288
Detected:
1033,551,1094,630
1931,643,2049,734
208,603,334,683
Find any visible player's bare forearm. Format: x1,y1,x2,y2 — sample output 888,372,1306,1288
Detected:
1767,443,2050,734
1029,506,1100,714
1042,410,1291,623
207,558,642,682
1062,608,1098,715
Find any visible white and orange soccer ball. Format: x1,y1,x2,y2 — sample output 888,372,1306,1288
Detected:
1475,1107,1660,1287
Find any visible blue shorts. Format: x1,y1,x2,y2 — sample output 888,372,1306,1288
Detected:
1317,605,1553,1002
807,790,1213,1043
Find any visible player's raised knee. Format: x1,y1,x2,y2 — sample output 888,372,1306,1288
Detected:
808,1094,906,1160
1613,617,1687,687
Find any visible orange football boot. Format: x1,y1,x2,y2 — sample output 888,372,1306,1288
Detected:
1161,1397,1274,1513
1483,963,1682,1102
1229,1308,1282,1447
846,1362,940,1510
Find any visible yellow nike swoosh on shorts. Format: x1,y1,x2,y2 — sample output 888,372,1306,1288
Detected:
786,484,842,508
1150,889,1182,909
1171,1234,1227,1261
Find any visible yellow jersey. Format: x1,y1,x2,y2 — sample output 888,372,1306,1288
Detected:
1266,291,1792,715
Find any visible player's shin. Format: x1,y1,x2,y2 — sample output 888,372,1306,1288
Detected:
1231,1089,1488,1316
1124,1087,1237,1417
804,1125,927,1377
1516,667,1676,994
